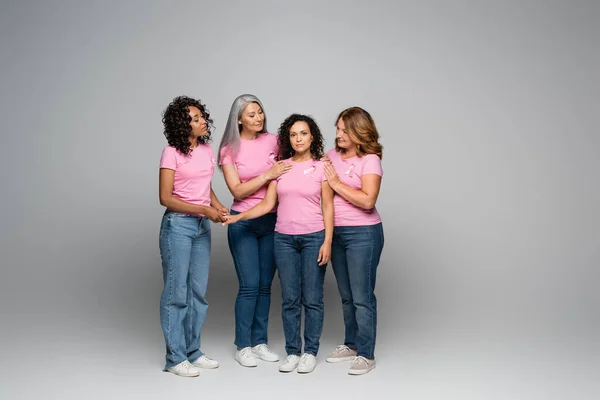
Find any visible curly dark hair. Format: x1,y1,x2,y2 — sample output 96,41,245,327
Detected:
162,96,213,155
277,114,324,160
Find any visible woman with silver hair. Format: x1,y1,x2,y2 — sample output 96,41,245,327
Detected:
218,94,292,367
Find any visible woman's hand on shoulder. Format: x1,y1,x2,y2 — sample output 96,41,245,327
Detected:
265,160,292,181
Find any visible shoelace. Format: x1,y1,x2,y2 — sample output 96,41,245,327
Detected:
240,348,254,358
299,354,312,365
254,344,272,354
198,355,213,362
352,356,369,366
285,355,298,364
181,360,195,370
333,345,351,354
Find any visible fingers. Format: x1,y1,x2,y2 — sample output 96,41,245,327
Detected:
317,248,330,266
323,163,338,182
272,161,292,178
221,216,236,226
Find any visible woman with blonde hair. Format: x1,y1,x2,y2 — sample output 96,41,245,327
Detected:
323,106,384,375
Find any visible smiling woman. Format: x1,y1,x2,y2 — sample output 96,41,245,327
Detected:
217,94,290,368
322,107,384,376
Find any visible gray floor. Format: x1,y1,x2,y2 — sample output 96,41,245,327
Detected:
1,269,597,400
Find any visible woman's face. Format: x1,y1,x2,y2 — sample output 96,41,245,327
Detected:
188,106,208,139
335,118,353,150
238,102,264,134
289,121,313,154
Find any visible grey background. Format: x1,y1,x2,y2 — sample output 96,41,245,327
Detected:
1,0,598,399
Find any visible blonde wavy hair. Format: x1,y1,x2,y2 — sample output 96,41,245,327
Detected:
335,107,383,159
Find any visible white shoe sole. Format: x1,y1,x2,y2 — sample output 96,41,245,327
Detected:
193,363,219,369
167,369,200,377
326,355,356,363
236,359,258,367
348,365,376,375
297,367,316,373
279,364,299,372
255,354,280,362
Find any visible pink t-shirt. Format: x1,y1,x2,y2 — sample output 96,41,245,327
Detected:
160,144,215,215
219,133,278,212
326,149,383,226
274,158,326,235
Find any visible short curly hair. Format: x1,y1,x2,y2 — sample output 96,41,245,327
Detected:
277,114,324,161
162,96,213,155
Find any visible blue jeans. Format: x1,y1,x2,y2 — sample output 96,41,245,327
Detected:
159,211,211,370
274,230,326,356
227,210,277,349
331,223,384,359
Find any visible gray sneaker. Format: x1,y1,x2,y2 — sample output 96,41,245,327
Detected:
326,345,357,363
348,356,376,375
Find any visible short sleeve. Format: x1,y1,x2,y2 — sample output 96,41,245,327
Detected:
219,146,233,165
269,134,279,159
319,161,327,182
362,154,383,177
160,146,177,170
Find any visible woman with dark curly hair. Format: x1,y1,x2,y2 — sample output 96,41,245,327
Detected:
224,114,333,374
322,107,384,376
218,94,292,368
158,95,229,377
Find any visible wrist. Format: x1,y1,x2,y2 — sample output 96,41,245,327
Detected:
198,205,212,214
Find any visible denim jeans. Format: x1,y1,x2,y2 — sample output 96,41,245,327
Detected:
274,230,326,356
331,223,384,359
159,211,211,370
227,210,277,349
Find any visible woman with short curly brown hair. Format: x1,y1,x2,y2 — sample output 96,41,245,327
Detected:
157,96,229,377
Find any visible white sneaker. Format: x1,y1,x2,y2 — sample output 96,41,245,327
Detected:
235,347,258,367
167,360,200,377
279,355,301,372
252,344,279,362
348,356,376,375
192,355,219,369
297,353,317,373
326,345,357,363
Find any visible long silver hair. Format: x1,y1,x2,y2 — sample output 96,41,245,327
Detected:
217,94,268,166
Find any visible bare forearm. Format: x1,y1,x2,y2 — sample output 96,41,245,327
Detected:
229,173,270,200
330,182,375,210
210,188,225,209
323,204,334,244
237,200,273,221
160,195,212,215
